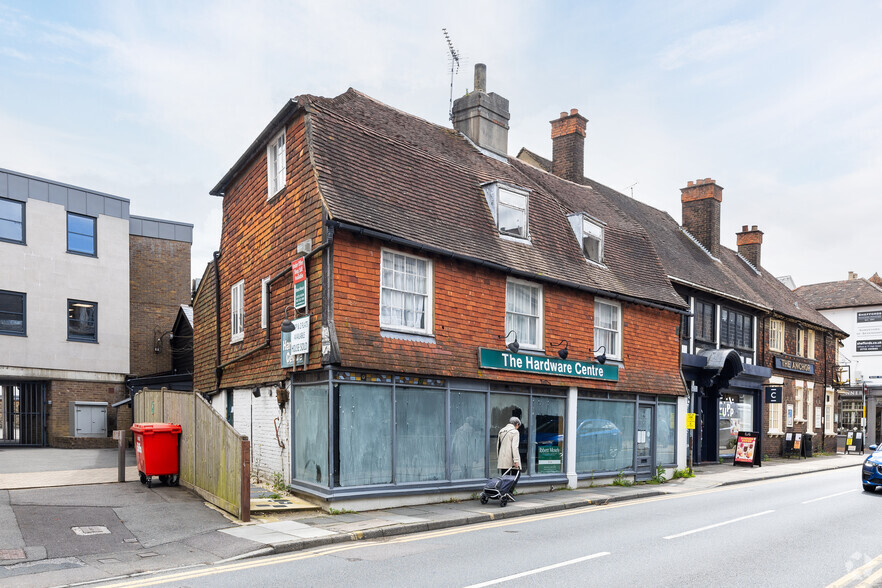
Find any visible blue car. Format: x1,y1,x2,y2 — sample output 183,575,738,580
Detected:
862,444,882,492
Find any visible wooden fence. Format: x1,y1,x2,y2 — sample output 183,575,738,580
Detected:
134,388,250,521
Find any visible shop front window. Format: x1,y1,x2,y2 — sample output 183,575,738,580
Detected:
490,394,529,472
575,399,634,473
450,391,485,480
294,385,329,487
533,396,565,475
719,393,754,458
338,384,392,486
656,404,676,465
840,400,862,431
395,387,445,482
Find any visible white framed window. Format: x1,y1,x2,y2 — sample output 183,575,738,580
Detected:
231,280,244,343
582,216,604,263
768,403,783,434
806,329,815,360
806,385,813,430
260,276,271,330
797,327,806,357
267,130,286,198
594,299,622,360
380,250,433,334
505,278,543,350
795,382,804,421
824,389,834,434
770,319,785,352
497,186,528,238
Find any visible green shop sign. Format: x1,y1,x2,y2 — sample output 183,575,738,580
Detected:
478,348,618,381
537,445,561,474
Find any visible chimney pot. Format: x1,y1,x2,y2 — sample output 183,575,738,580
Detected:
560,111,568,118
751,225,758,231
570,108,578,116
742,225,748,232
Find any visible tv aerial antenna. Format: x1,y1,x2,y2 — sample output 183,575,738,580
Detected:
443,28,461,121
626,181,638,198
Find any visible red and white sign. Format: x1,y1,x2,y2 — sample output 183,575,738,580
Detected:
292,257,306,284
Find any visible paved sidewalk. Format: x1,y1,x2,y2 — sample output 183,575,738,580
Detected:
225,452,867,555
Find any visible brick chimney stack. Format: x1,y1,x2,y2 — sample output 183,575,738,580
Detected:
551,108,588,184
736,225,763,268
680,178,723,259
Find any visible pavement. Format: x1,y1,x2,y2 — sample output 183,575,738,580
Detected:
0,448,868,587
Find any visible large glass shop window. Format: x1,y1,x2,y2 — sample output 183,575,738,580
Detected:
294,385,329,486
395,387,445,482
450,391,486,480
719,392,754,457
575,399,635,473
533,396,565,474
338,384,393,486
656,404,676,465
489,394,529,472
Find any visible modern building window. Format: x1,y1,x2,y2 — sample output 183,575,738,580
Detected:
505,279,542,350
768,402,783,434
770,319,785,352
0,290,26,336
260,276,270,330
0,197,25,244
582,216,604,263
720,308,754,353
67,299,97,342
230,280,244,343
694,300,716,346
594,299,622,360
380,250,432,335
267,130,286,198
497,186,528,238
67,212,96,256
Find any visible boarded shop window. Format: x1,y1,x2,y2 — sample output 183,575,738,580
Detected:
450,391,486,480
395,387,445,482
575,399,634,473
337,384,393,486
294,385,329,487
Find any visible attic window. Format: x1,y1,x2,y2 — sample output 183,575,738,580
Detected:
497,187,528,238
568,212,605,264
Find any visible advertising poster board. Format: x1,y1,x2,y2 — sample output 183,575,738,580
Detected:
733,431,761,467
537,445,561,474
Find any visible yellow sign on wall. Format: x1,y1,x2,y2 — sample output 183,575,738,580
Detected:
686,413,696,430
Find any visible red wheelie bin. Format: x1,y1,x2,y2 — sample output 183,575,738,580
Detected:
131,422,182,488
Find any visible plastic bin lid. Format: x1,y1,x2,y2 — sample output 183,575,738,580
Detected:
130,422,182,434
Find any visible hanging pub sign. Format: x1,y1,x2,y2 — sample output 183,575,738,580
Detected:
281,315,310,368
774,357,815,375
734,431,761,467
765,386,783,403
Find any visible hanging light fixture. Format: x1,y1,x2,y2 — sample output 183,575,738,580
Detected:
503,330,520,354
281,305,295,333
592,345,607,364
553,340,569,360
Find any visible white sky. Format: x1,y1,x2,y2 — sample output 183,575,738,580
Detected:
2,1,881,286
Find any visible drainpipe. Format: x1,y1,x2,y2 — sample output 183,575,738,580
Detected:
213,251,222,392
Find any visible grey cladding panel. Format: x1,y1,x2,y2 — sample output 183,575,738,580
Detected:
140,219,159,238
0,172,6,197
129,217,142,235
28,179,49,201
8,175,28,200
48,184,67,205
68,190,87,214
174,224,193,243
158,222,176,240
105,198,122,218
86,193,105,216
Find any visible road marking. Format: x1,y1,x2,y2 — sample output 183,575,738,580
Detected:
826,551,882,588
663,510,774,540
802,489,856,504
462,552,611,588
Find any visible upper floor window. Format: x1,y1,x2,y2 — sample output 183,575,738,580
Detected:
0,197,24,244
505,279,542,350
380,250,433,335
231,280,244,343
797,327,806,357
806,329,815,359
67,212,96,256
497,186,528,239
260,276,271,330
0,290,26,336
594,299,622,360
267,130,286,198
694,300,716,345
770,319,785,352
720,308,753,352
67,299,97,342
568,212,605,264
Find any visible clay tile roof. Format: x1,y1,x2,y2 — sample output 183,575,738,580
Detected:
301,89,686,311
795,278,882,310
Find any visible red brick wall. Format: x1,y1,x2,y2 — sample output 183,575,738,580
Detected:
193,112,324,392
130,235,192,377
332,232,684,395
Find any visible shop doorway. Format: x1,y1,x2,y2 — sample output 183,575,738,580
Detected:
0,382,47,446
635,404,655,481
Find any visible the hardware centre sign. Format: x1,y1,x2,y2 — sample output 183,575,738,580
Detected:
478,348,618,381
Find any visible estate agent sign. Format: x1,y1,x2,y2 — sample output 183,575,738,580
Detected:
478,348,618,381
281,316,310,368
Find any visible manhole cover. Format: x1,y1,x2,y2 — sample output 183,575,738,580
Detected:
0,548,26,560
72,526,110,536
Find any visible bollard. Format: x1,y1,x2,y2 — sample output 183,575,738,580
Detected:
113,430,126,482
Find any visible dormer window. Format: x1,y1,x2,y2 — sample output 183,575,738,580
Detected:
497,186,528,238
568,212,605,264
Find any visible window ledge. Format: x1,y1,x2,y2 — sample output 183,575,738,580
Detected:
380,330,436,344
499,233,531,245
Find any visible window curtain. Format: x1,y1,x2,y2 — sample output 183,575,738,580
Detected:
506,282,539,346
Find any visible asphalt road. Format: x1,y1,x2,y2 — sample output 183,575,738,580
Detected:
93,467,882,588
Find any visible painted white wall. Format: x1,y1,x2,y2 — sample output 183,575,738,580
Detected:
0,199,129,378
